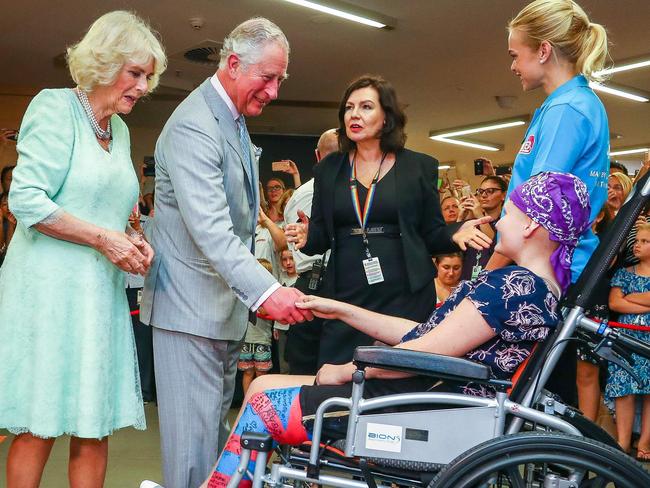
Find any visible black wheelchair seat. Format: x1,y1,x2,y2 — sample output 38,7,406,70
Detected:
354,346,491,383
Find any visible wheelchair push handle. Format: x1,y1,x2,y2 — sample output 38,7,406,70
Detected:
565,170,650,309
615,330,650,360
578,314,650,361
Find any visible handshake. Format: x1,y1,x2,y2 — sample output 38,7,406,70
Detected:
259,291,340,325
255,210,312,324
259,286,313,325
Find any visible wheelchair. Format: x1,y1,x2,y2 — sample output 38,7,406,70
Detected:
227,173,650,488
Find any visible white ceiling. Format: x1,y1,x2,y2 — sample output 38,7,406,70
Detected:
2,0,649,176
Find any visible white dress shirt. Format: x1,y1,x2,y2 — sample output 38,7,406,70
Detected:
282,178,327,273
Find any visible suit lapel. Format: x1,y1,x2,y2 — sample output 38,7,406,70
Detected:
199,79,255,196
393,150,407,228
326,153,348,239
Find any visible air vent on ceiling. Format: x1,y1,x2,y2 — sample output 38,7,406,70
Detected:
181,39,223,66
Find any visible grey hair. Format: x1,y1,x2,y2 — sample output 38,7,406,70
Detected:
219,17,289,70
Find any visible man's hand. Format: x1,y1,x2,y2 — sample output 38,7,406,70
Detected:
260,286,313,325
285,210,309,249
316,362,356,385
452,216,493,251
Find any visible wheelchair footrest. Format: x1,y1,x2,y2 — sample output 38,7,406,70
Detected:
288,445,437,485
240,432,273,452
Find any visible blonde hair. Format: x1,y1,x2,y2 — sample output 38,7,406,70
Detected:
67,11,167,92
637,223,650,236
279,189,294,213
509,0,609,81
610,172,633,200
257,258,274,274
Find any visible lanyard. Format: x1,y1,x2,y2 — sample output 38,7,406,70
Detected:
349,151,387,256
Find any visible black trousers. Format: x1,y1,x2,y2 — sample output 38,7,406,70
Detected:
286,273,324,375
126,287,156,402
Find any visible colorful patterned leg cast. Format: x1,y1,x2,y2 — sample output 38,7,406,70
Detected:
208,386,309,487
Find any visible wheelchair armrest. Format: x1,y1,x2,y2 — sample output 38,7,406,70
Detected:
353,346,491,382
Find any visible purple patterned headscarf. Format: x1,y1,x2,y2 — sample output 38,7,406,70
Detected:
509,172,591,292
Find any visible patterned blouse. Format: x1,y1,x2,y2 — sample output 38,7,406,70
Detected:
401,267,559,394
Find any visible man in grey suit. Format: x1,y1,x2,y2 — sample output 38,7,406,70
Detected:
140,18,312,488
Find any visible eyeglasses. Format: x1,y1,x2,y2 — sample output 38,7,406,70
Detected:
266,185,284,192
475,188,503,196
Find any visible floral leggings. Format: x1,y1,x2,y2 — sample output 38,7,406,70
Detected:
208,386,309,487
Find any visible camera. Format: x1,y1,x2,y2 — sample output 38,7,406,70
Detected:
474,158,486,176
143,156,155,177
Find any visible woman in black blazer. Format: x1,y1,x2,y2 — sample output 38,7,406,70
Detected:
287,75,491,366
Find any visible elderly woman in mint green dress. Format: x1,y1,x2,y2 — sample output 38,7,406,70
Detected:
0,11,166,487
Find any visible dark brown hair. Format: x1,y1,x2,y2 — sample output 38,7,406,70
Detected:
481,175,508,192
337,75,407,154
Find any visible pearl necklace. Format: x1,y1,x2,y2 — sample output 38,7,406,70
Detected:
75,88,111,140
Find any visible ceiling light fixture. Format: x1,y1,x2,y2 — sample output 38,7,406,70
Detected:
280,0,396,29
609,146,650,157
589,82,650,103
595,58,650,77
429,116,528,152
431,137,502,152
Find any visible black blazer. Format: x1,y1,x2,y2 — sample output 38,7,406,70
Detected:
303,148,460,293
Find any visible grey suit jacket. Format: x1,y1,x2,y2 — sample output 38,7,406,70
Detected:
141,78,277,340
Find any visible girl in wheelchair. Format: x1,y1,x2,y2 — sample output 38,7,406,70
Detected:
203,172,591,487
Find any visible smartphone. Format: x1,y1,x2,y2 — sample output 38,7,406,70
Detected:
272,161,291,172
474,158,485,176
460,185,472,199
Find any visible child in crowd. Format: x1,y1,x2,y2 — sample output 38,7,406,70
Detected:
273,249,298,374
606,223,650,458
202,172,591,487
238,259,275,394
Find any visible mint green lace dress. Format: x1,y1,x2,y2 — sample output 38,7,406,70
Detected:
0,89,145,439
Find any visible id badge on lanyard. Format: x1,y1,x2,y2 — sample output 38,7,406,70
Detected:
350,152,387,285
471,251,483,281
363,256,384,284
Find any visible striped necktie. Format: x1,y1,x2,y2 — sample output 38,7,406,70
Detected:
237,115,253,174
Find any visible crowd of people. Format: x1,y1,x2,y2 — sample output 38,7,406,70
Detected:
1,1,649,488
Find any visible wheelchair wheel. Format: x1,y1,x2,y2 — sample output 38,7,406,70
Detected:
429,432,650,488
